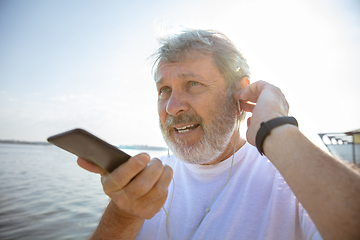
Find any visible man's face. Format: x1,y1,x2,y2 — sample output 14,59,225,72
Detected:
156,54,238,164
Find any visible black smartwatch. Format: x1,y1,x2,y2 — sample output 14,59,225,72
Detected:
255,116,298,156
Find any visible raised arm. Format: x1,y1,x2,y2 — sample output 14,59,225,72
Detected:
78,153,173,239
235,80,360,240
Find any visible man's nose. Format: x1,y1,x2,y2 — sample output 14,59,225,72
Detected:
166,91,189,116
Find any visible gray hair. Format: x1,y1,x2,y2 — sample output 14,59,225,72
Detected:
152,29,251,89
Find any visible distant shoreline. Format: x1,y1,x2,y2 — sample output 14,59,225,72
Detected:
0,140,50,145
118,145,168,151
0,140,167,150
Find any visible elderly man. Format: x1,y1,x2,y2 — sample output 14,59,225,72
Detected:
78,29,360,239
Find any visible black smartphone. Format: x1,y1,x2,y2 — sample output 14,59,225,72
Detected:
47,128,131,172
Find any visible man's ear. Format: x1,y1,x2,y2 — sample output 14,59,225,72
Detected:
237,77,250,90
234,77,250,118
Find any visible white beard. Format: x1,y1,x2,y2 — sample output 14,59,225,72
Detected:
160,91,238,164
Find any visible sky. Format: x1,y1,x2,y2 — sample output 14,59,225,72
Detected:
0,0,359,149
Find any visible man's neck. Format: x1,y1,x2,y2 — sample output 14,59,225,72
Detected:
202,134,246,165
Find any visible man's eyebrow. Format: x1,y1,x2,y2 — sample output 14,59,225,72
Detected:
156,73,204,86
179,73,204,80
156,77,164,86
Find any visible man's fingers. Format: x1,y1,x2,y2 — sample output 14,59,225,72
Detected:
112,163,173,204
140,193,169,219
77,157,107,175
138,164,173,203
80,151,174,220
125,159,164,200
102,153,150,194
234,80,268,103
239,101,255,113
114,190,169,220
247,116,252,127
108,162,173,219
136,164,173,219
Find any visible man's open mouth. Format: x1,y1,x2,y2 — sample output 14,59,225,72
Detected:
174,124,200,133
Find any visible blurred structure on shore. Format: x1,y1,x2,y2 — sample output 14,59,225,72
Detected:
319,129,360,167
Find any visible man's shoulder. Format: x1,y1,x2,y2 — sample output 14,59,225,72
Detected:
240,142,269,162
237,142,279,177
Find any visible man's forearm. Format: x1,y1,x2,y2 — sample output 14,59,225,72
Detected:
263,125,360,239
89,201,144,240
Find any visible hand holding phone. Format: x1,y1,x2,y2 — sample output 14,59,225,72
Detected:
48,128,174,222
47,128,131,173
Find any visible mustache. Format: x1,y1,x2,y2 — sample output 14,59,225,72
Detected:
165,113,204,128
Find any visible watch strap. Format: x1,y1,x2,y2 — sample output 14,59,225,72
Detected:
255,116,298,156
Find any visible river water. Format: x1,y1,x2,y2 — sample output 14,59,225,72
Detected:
0,143,167,239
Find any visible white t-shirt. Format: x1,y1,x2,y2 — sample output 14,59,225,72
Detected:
137,142,322,240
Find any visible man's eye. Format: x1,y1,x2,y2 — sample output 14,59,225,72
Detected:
159,87,171,99
160,87,170,93
191,81,200,86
